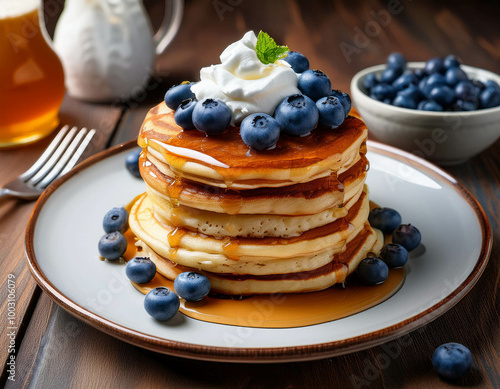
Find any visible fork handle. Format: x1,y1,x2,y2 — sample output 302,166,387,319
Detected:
0,188,13,201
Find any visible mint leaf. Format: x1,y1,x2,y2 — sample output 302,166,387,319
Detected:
255,31,289,65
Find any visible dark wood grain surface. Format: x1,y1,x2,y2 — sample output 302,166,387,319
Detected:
1,0,499,387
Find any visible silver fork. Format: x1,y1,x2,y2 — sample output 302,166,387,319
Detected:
0,126,96,201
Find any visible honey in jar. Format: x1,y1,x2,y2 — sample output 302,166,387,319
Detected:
0,0,65,148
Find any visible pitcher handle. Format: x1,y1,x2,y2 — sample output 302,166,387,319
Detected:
154,0,184,56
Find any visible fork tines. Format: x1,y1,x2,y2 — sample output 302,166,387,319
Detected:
20,126,96,189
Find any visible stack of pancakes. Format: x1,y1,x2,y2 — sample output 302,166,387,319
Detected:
129,102,383,295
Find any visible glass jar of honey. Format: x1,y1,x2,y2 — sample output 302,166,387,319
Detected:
0,0,65,148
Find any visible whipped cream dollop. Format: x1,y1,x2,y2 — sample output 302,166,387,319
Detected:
191,31,300,124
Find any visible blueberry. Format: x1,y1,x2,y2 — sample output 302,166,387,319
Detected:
386,52,406,70
480,87,500,108
398,85,424,103
316,96,345,129
368,207,402,233
164,83,195,111
383,98,393,104
453,99,478,111
418,100,444,111
283,51,309,73
432,343,473,380
125,257,156,284
392,224,421,251
125,148,141,178
425,57,445,75
392,73,418,92
413,68,426,79
445,67,468,87
471,79,485,91
103,207,129,233
370,84,396,101
240,113,280,150
298,70,332,102
357,257,389,286
174,98,197,130
274,94,319,136
380,243,408,268
144,287,180,321
380,67,403,84
423,73,446,97
485,80,500,93
455,81,478,100
98,232,127,260
330,90,351,117
418,76,428,91
428,85,456,106
192,99,232,135
174,272,211,302
363,73,379,92
393,94,417,109
444,55,461,69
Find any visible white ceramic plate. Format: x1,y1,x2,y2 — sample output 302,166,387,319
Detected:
26,141,492,362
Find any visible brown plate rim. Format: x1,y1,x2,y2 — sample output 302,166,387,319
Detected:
25,140,492,363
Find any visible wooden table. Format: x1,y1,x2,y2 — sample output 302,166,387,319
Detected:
1,0,499,387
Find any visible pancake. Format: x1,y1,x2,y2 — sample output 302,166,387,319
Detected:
138,103,368,189
141,152,368,216
136,223,383,295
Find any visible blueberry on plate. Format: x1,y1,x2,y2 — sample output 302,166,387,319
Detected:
370,84,396,101
125,148,142,178
98,231,127,260
330,90,351,117
125,257,157,284
392,224,421,251
368,207,402,233
274,94,319,136
418,100,444,111
425,57,445,75
445,67,468,87
428,85,456,106
283,51,309,73
380,67,403,84
316,96,345,129
480,87,500,108
174,98,197,130
432,343,473,380
240,113,280,150
164,83,195,111
443,55,461,69
103,207,129,233
380,243,408,268
174,272,211,302
393,94,417,109
192,98,232,135
363,73,379,92
392,73,418,92
386,52,406,71
357,257,389,285
144,287,180,321
298,69,332,102
413,68,426,80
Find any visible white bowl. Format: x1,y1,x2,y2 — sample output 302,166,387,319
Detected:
351,62,500,165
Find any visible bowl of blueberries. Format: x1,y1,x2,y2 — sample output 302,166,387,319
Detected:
351,53,500,165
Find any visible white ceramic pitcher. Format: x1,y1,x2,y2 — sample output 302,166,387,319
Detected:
53,0,183,102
